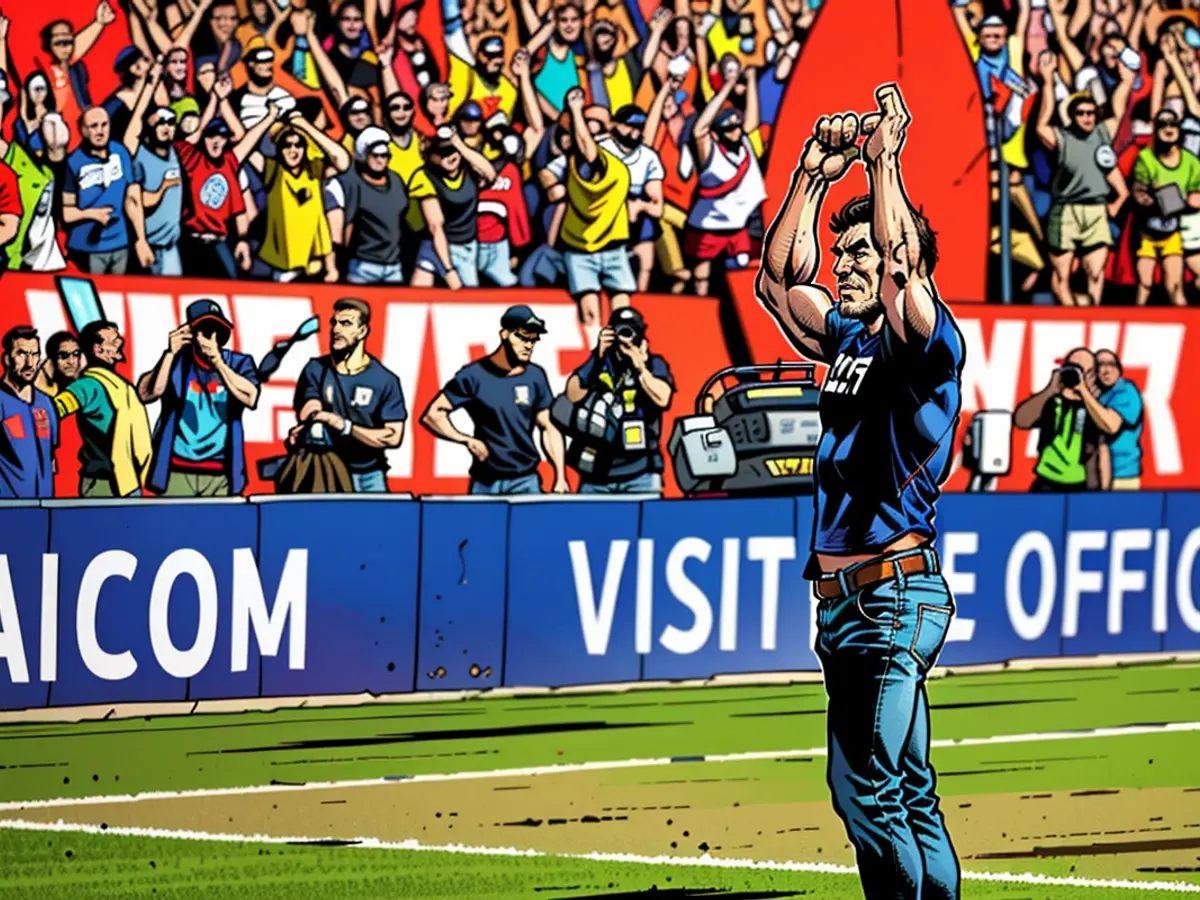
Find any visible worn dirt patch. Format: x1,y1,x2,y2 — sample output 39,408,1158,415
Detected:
8,773,1200,884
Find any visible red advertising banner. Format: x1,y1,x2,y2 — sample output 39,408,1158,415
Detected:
4,272,1196,496
2,273,732,498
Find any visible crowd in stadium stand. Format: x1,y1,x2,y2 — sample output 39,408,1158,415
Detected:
958,0,1200,305
0,0,819,322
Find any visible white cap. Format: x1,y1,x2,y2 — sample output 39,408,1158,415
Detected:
485,111,510,130
354,126,392,161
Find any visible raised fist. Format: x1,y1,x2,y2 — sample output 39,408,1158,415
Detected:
650,6,672,30
862,82,910,164
96,1,116,25
801,110,861,182
565,86,586,112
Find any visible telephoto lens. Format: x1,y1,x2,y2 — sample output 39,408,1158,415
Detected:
1059,366,1081,389
615,324,638,341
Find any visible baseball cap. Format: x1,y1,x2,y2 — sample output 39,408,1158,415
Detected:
613,104,647,127
485,110,511,130
354,125,392,161
976,14,1006,29
247,46,276,64
147,107,178,125
172,97,201,120
478,34,505,57
592,18,618,34
186,299,234,332
714,106,743,129
114,46,143,73
344,96,372,117
500,305,547,334
609,306,646,334
457,101,484,121
203,118,232,137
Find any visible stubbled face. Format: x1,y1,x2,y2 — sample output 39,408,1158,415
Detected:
52,339,83,381
556,6,582,43
49,24,74,64
830,222,884,319
480,50,505,77
211,4,239,41
82,108,110,149
612,121,642,148
249,60,275,85
1096,351,1120,389
594,28,616,54
167,50,189,82
92,327,125,366
330,310,368,352
1156,115,1181,147
504,328,539,364
204,132,228,158
388,95,415,129
978,24,1007,54
338,6,365,42
4,338,40,387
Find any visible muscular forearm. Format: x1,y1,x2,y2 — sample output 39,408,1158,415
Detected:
1014,388,1053,430
637,370,673,409
214,357,260,408
350,421,405,449
540,422,566,478
422,407,471,444
762,166,826,286
138,351,176,402
1081,389,1122,435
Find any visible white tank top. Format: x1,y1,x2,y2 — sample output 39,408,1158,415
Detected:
687,136,767,232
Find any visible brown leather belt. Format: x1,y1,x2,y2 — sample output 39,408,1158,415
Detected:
814,551,939,602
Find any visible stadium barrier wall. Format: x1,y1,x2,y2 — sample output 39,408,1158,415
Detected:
1,492,1200,711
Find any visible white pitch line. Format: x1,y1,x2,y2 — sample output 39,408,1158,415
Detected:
2,719,1199,813
0,819,1197,894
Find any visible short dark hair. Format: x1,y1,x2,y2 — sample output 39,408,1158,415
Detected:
40,20,73,53
79,320,119,363
333,297,371,327
829,195,939,275
46,331,78,361
1067,93,1097,120
2,326,38,357
1095,348,1123,373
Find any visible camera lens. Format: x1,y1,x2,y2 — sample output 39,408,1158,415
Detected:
1060,367,1081,388
615,324,636,340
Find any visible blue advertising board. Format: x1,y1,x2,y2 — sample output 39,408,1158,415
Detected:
0,505,51,712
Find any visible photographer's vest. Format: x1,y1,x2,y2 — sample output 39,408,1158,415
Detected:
1034,397,1089,486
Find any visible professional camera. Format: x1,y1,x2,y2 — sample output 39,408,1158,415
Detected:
1058,364,1082,389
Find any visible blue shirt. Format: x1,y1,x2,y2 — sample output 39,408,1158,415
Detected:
1099,377,1144,479
443,358,553,483
295,356,408,474
812,303,964,569
571,353,674,482
133,145,183,249
63,142,134,253
0,383,58,498
173,364,230,463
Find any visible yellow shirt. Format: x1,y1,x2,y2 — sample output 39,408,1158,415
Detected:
405,167,467,234
561,147,631,253
966,33,1029,170
448,54,518,122
258,157,333,272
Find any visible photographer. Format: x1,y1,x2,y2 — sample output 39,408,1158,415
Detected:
562,307,674,494
1014,347,1111,492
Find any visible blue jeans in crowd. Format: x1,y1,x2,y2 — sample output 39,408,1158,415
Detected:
814,548,960,900
351,470,389,493
478,239,519,286
347,258,405,285
578,472,663,494
150,243,182,276
469,473,542,495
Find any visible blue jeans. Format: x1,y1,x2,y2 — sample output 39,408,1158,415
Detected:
351,470,389,493
150,244,182,276
815,548,960,900
578,472,663,494
415,239,479,286
469,473,542,495
347,258,405,285
478,239,518,286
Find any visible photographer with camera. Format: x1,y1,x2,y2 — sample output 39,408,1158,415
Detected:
1014,347,1113,492
561,307,674,494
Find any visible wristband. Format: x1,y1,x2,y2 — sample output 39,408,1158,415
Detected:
341,418,353,436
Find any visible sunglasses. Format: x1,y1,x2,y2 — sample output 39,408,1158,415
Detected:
282,141,305,150
513,332,541,344
390,102,414,112
57,350,82,360
52,38,74,47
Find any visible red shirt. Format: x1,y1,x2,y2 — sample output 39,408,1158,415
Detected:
176,140,246,237
0,161,21,218
477,161,531,247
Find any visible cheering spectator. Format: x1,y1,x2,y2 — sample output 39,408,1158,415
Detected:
477,112,533,286
444,0,518,121
1035,51,1130,307
377,46,427,182
248,112,351,282
390,1,442,99
1131,108,1200,305
421,304,568,495
293,298,407,494
1095,348,1144,491
528,3,585,114
3,109,68,273
229,42,296,128
39,4,118,148
0,327,57,500
684,58,766,295
339,126,410,285
553,86,635,326
583,18,643,110
62,106,147,275
54,319,153,498
125,61,186,276
192,0,242,71
604,104,665,293
323,0,380,91
138,300,261,497
35,332,85,397
408,128,497,288
102,47,153,143
177,91,278,277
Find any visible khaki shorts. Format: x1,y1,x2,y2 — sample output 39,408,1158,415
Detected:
1047,202,1113,253
1112,476,1142,491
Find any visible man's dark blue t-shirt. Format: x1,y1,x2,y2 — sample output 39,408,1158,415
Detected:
0,384,58,498
812,302,964,571
295,356,408,474
571,353,674,482
443,358,553,483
